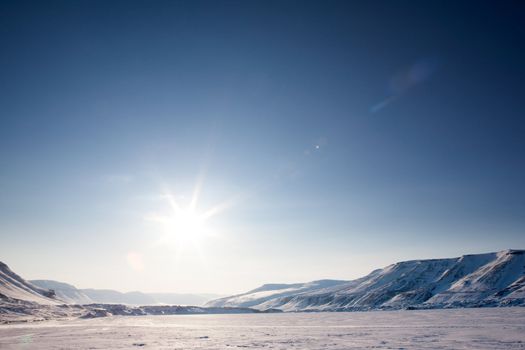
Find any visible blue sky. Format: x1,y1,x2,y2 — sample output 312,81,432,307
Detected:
1,1,524,294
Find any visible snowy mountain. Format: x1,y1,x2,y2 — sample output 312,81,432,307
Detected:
207,280,348,308
0,262,269,322
30,280,93,304
3,248,524,320
206,249,525,311
73,288,155,305
0,262,60,305
30,280,223,306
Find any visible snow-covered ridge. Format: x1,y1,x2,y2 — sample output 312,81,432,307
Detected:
206,249,525,311
0,262,60,305
208,279,348,309
30,280,93,304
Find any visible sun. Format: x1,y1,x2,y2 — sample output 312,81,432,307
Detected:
165,209,208,246
145,185,231,254
144,176,241,257
147,203,212,252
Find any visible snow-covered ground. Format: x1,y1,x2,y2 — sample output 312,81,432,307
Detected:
0,307,523,349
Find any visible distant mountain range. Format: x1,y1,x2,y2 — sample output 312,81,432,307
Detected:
0,261,221,307
0,262,261,322
206,249,525,311
2,249,524,320
29,280,222,306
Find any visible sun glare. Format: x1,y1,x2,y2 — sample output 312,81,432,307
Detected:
166,209,208,246
145,185,234,255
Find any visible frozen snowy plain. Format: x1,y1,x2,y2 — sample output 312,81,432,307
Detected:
0,307,524,349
